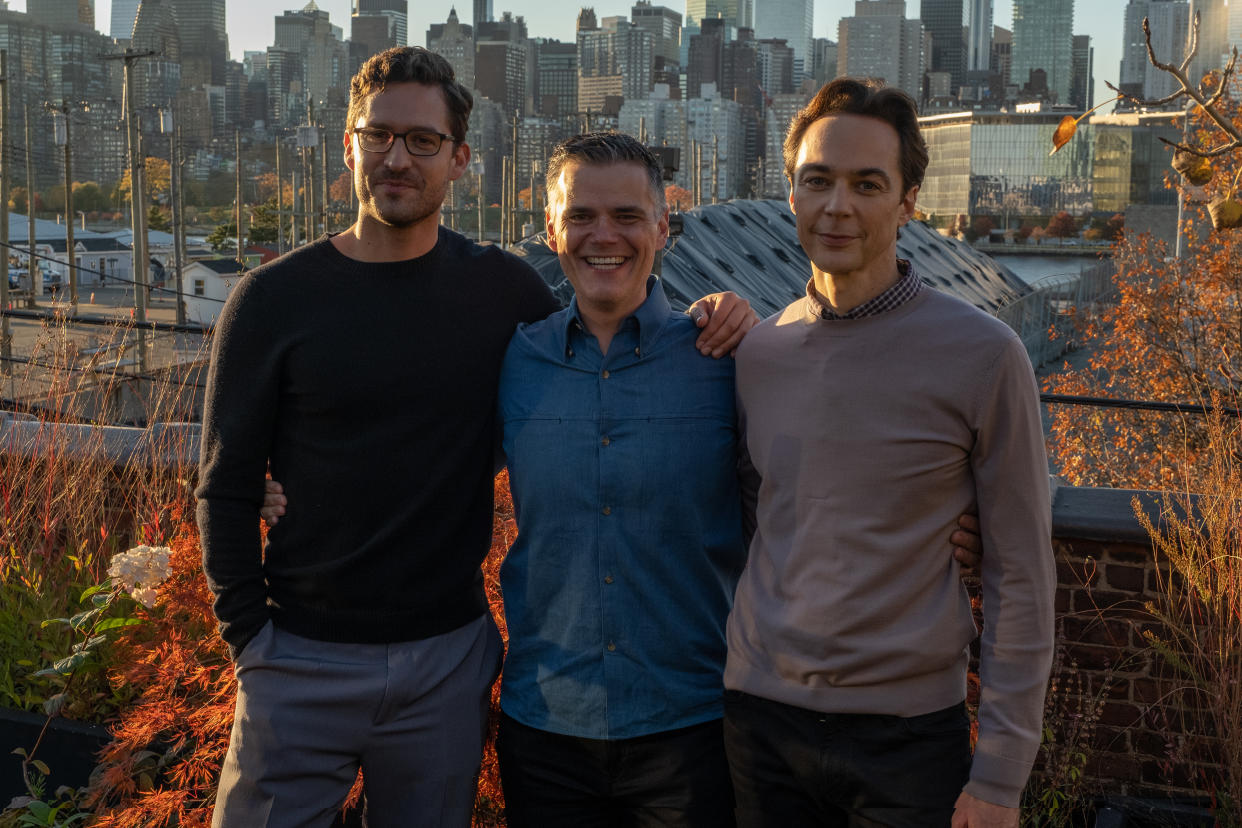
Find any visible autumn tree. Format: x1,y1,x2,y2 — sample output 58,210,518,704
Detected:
116,157,172,205
329,171,352,204
968,215,994,242
1045,211,1078,239
665,184,692,211
147,205,171,232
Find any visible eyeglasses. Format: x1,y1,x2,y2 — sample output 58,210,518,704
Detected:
351,128,456,157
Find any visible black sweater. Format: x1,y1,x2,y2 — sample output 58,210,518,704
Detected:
196,230,559,658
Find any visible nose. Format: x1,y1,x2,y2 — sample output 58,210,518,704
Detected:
821,184,852,216
588,216,622,242
382,140,414,169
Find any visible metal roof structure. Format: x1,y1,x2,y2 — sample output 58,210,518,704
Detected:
510,198,1030,318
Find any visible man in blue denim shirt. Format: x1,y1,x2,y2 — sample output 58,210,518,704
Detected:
495,133,746,826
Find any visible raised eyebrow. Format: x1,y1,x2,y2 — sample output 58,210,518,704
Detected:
796,163,892,184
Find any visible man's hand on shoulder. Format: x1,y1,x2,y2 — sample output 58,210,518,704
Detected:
688,291,759,358
952,792,1018,828
261,479,287,526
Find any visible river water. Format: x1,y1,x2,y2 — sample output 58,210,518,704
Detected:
988,254,1105,286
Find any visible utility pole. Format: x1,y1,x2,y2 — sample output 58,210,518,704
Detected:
275,137,284,257
320,127,328,233
474,159,485,244
54,103,77,312
23,104,36,308
291,168,300,249
235,129,244,267
0,50,10,376
711,135,719,205
105,48,157,374
510,111,519,245
171,119,185,324
500,156,509,247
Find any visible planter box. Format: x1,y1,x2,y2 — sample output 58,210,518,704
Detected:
0,707,111,803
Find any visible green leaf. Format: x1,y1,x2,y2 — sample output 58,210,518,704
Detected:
35,652,87,677
94,617,143,632
67,608,103,631
90,593,109,608
39,618,70,630
78,583,108,603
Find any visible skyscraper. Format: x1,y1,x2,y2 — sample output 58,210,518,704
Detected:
966,0,992,72
1071,34,1092,110
632,1,682,68
685,0,753,30
355,0,407,47
1119,0,1189,104
754,0,813,81
110,0,140,38
475,0,493,29
27,0,94,28
426,8,474,89
922,0,966,93
1010,0,1073,103
837,0,924,98
167,0,229,87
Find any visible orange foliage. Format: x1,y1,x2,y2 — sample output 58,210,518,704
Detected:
82,480,519,827
665,184,693,211
1045,148,1242,490
330,171,354,204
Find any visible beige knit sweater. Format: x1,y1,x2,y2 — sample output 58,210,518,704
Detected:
725,284,1055,808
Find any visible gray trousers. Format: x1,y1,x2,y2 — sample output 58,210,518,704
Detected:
212,614,503,828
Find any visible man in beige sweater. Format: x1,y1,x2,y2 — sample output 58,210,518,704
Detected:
723,79,1055,827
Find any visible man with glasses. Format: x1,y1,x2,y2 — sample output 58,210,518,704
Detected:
197,47,750,828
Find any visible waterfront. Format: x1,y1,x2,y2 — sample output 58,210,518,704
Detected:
989,253,1106,286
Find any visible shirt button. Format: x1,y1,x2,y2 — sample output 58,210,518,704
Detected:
602,506,611,515
604,575,614,584
607,642,616,652
634,347,640,356
602,369,610,379
601,436,610,446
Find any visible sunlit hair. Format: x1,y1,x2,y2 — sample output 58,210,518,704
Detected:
347,46,473,144
545,132,666,213
784,77,928,193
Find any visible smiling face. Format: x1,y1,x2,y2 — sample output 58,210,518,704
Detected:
788,113,918,297
344,81,469,233
546,159,669,337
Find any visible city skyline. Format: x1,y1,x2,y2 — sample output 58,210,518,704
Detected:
12,0,1128,112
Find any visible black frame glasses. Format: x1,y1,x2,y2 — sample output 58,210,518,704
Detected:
351,128,456,157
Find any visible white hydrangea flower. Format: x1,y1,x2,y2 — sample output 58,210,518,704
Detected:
107,545,173,608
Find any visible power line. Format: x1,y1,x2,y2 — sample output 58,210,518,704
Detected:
0,307,212,334
0,239,231,304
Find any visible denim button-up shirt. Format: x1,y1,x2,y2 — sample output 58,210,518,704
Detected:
498,277,747,740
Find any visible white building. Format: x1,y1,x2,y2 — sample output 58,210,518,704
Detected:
183,259,246,327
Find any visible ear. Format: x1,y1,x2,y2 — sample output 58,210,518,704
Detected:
657,206,669,246
343,130,355,172
787,176,796,215
898,185,919,226
545,203,559,253
448,140,471,182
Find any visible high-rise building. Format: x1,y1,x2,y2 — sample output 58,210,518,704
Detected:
271,4,350,124
110,0,140,38
427,8,475,88
990,24,1012,88
27,0,94,28
686,16,726,98
1010,0,1073,103
810,38,838,86
168,0,228,88
761,92,809,196
354,0,407,47
535,40,578,116
1119,0,1189,105
476,39,528,114
577,21,654,113
1188,0,1227,86
921,0,966,93
353,14,397,72
754,0,812,81
474,0,493,29
632,1,682,68
685,0,753,30
966,0,992,72
837,0,924,98
1071,34,1093,110
756,37,795,95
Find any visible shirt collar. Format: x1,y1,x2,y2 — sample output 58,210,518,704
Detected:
806,259,921,321
559,274,670,359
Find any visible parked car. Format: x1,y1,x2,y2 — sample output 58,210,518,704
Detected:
42,268,62,294
8,268,27,291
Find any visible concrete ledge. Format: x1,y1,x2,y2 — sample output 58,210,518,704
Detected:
0,416,199,471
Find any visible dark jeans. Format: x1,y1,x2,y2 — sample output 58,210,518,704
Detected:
723,690,971,828
497,713,735,828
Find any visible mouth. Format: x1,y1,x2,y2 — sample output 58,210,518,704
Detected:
816,232,857,247
584,256,627,270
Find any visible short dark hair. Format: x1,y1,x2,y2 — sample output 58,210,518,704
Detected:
347,47,473,144
783,78,928,192
545,132,667,213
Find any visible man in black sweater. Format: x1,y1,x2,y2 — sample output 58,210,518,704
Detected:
197,47,751,828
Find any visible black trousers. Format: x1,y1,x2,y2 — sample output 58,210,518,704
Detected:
497,713,735,828
723,690,971,828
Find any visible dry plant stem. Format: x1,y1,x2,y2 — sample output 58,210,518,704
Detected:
1114,13,1242,158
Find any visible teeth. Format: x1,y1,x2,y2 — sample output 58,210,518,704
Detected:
587,257,625,266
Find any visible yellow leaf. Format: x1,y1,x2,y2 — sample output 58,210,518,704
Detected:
1050,116,1077,155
